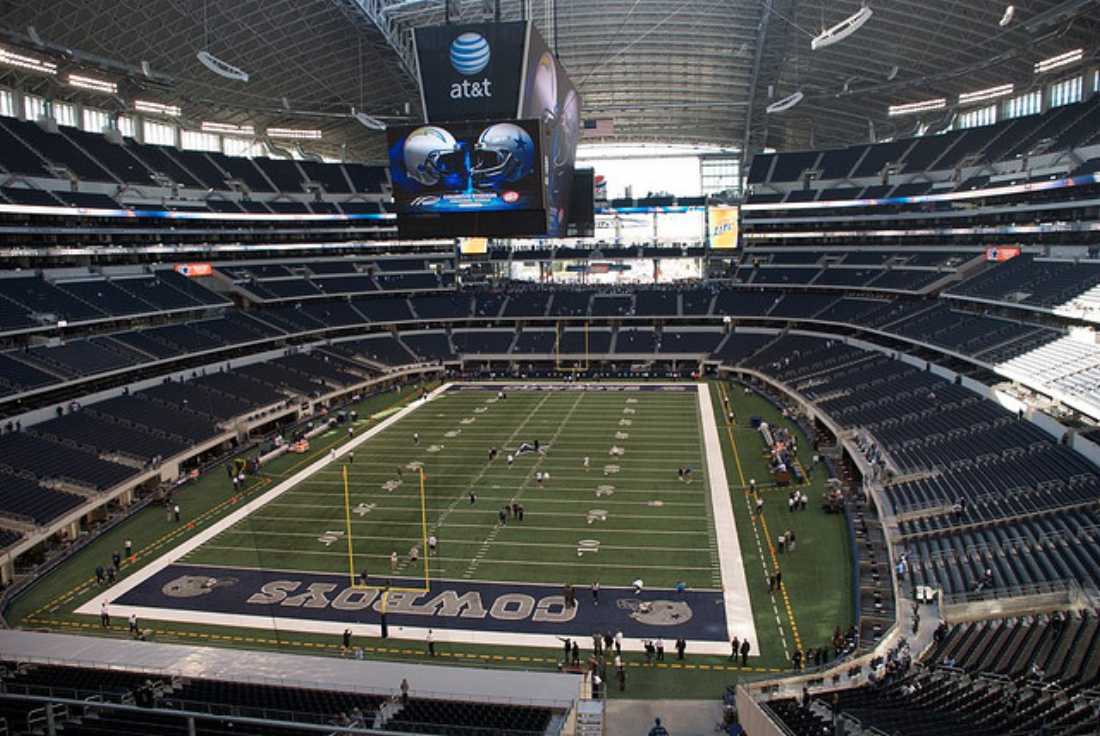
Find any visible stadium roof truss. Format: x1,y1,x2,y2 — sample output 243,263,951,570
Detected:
0,0,1097,159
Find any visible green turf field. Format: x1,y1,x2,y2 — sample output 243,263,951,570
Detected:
182,387,721,591
7,379,854,699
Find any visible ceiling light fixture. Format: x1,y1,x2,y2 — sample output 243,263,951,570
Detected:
999,5,1015,26
196,51,249,82
134,99,181,117
959,83,1014,105
888,98,946,116
766,91,804,113
266,127,322,140
0,45,57,75
811,6,873,51
1034,48,1082,73
353,111,387,131
201,121,255,136
67,73,118,94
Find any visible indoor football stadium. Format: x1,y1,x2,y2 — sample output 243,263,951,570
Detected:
0,1,1098,734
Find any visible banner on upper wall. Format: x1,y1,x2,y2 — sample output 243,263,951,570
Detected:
414,22,528,124
174,262,213,277
459,237,489,255
986,246,1021,262
708,205,740,249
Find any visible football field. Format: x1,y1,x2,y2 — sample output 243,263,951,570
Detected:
81,383,756,654
192,386,721,587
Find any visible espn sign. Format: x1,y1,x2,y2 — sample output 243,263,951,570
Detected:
174,262,214,277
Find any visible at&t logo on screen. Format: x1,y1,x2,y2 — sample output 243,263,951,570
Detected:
449,32,493,99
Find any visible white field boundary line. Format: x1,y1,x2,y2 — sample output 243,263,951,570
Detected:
77,382,453,616
78,381,742,655
697,383,758,651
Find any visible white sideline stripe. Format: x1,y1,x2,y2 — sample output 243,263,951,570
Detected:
76,382,452,616
698,383,758,651
88,603,738,656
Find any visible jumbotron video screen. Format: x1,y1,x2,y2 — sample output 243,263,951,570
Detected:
387,118,546,237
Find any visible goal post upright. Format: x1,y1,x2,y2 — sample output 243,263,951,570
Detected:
419,466,430,591
343,464,358,589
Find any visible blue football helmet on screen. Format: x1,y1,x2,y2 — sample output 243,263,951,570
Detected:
402,126,463,186
472,123,535,189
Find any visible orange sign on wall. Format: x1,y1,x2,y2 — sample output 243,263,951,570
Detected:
174,262,214,277
985,246,1021,262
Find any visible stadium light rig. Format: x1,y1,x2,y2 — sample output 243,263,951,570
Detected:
135,100,181,117
67,74,118,94
959,83,1013,105
266,127,322,140
353,111,387,131
888,97,946,116
766,91,804,114
202,121,255,136
811,6,873,51
1034,49,1083,73
0,46,57,75
196,51,249,82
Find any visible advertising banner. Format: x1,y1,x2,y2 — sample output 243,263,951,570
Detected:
986,246,1022,262
708,205,740,249
414,22,527,123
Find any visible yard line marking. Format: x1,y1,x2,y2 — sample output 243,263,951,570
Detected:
236,517,712,535
464,390,587,578
190,546,717,571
